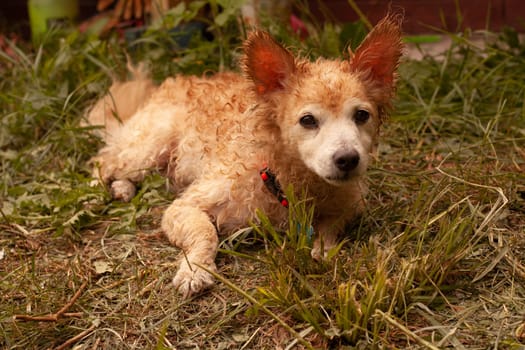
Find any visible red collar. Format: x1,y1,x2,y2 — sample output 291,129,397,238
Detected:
259,166,289,208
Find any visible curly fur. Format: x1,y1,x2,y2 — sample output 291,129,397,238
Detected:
87,15,403,298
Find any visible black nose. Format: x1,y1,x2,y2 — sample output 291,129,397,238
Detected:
333,150,360,172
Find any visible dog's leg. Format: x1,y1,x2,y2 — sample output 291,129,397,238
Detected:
311,220,341,260
92,103,181,201
312,192,366,259
161,193,220,298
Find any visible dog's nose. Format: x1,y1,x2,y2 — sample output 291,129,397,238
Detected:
333,150,360,172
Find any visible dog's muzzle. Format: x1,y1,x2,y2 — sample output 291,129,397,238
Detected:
326,149,361,182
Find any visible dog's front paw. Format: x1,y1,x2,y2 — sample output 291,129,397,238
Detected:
311,245,327,261
172,262,217,298
110,179,136,202
311,238,336,261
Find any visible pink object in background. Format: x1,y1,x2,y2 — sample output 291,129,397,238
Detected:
290,13,308,39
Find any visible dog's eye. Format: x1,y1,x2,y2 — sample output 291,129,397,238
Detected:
299,114,319,129
354,109,370,124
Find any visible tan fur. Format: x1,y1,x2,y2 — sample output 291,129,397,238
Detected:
87,16,403,298
83,62,157,140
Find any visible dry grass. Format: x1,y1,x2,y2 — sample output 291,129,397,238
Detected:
1,2,524,349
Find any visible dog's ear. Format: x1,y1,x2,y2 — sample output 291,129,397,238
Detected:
349,15,403,90
243,31,295,95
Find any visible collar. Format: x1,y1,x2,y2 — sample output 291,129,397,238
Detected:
259,165,316,243
259,166,289,208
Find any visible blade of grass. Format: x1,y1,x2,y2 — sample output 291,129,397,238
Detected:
199,264,315,350
375,309,440,350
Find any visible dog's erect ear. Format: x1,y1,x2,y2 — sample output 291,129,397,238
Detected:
243,31,295,95
349,15,403,88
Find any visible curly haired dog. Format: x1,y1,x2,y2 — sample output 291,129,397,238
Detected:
87,16,403,298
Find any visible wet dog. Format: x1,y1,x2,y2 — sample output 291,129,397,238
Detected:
87,15,403,297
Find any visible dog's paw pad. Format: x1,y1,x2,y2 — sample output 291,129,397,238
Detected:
110,180,136,202
172,265,216,298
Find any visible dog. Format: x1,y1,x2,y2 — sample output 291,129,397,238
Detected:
87,15,403,298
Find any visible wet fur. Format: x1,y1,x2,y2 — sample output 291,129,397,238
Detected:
87,16,403,297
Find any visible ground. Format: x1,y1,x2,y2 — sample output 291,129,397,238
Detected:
1,4,525,349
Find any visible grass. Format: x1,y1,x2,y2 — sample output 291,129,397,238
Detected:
1,2,525,349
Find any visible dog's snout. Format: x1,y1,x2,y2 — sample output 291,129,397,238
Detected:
333,150,360,172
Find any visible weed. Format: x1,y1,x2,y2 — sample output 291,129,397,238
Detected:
1,1,524,349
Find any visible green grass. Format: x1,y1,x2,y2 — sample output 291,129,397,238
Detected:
1,2,525,349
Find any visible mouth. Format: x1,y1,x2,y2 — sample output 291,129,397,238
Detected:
325,172,356,185
326,174,350,182
324,167,363,185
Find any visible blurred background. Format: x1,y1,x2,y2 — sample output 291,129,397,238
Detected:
1,0,524,44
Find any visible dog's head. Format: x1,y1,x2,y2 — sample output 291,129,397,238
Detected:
243,16,403,185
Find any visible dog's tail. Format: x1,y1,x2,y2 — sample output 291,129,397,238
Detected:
83,61,157,141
